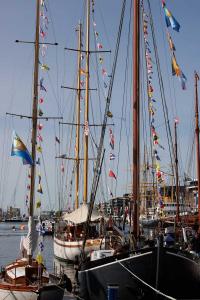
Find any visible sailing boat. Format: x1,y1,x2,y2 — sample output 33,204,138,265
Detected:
78,1,200,299
0,1,66,299
53,2,106,262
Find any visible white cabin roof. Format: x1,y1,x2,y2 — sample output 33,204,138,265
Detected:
7,267,26,279
62,203,105,224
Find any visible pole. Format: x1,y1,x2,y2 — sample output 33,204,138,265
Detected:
132,0,140,240
195,72,200,224
29,0,40,265
75,23,82,209
174,121,180,223
83,0,90,204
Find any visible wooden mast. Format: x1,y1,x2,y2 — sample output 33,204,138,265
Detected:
29,0,40,264
194,71,200,224
75,23,82,209
83,0,90,204
132,0,140,239
174,120,180,223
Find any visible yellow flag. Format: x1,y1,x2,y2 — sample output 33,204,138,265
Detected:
107,111,113,118
41,64,50,71
37,146,42,153
37,184,43,194
80,68,87,75
156,162,160,171
36,200,41,208
172,55,181,76
36,253,43,264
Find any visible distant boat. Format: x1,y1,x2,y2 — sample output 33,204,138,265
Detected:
42,219,55,236
4,217,23,223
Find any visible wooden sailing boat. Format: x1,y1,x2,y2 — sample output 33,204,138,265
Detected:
0,1,66,299
78,1,200,299
53,1,106,262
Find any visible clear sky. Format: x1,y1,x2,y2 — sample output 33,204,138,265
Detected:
0,0,199,214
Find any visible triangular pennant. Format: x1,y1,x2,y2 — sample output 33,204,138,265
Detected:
109,169,117,179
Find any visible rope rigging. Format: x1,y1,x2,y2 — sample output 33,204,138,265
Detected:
115,0,132,197
147,0,175,177
81,0,127,255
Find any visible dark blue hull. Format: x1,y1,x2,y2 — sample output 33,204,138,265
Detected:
79,246,200,299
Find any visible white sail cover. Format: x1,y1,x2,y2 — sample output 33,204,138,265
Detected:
20,216,38,256
62,204,104,224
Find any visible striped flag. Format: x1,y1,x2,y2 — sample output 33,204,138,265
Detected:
109,128,114,150
84,121,89,136
109,153,115,160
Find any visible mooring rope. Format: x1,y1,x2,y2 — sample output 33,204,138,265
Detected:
118,262,177,300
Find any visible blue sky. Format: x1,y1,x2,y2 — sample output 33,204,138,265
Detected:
0,0,199,213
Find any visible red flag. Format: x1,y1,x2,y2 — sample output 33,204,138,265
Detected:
39,98,44,104
38,123,43,130
37,134,43,142
102,68,107,76
161,0,166,8
109,169,117,180
97,43,103,49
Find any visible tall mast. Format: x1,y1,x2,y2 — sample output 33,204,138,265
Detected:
194,72,200,223
132,0,140,239
83,0,90,204
29,0,40,264
174,120,180,223
75,23,82,209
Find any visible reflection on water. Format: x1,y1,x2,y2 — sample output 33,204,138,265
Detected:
53,258,77,287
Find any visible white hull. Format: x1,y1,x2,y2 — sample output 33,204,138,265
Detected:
54,236,105,261
0,289,37,300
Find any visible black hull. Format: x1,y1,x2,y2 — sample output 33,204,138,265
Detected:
38,284,64,300
79,247,200,299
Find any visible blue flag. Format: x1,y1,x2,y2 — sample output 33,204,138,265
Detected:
179,71,187,90
11,131,33,165
164,6,180,32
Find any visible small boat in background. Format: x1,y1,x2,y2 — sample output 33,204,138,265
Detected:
42,219,55,236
